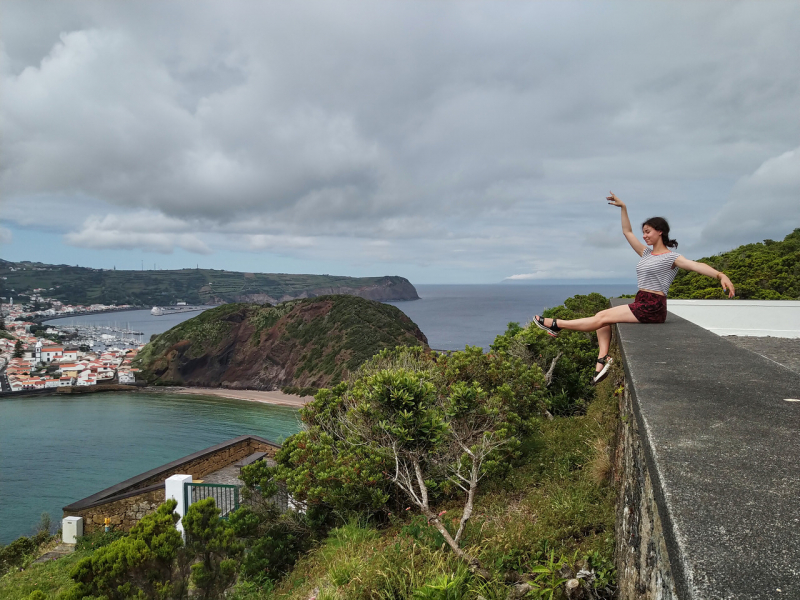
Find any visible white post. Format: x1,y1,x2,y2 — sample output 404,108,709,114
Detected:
165,474,193,537
62,516,83,544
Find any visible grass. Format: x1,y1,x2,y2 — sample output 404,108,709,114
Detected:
0,550,90,599
231,349,622,599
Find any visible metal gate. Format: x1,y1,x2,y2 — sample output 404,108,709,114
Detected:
183,482,240,518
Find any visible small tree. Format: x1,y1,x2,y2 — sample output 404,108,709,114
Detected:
182,498,242,599
64,500,185,600
13,340,24,358
341,370,509,577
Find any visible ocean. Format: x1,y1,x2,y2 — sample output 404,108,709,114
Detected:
4,283,635,543
388,283,636,350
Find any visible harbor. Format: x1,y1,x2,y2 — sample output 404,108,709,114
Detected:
43,307,212,348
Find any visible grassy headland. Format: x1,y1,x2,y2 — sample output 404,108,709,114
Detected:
0,260,419,306
134,295,429,390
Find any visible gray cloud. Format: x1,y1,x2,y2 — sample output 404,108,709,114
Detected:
1,1,798,278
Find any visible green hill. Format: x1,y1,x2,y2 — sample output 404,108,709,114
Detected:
133,295,428,390
671,228,800,299
0,261,419,306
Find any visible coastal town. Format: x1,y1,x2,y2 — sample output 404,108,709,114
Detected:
0,292,143,393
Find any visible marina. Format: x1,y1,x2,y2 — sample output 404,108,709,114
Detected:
43,307,212,350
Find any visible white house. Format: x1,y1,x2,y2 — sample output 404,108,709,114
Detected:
40,346,64,362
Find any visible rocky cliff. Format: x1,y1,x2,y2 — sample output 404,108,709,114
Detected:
133,295,428,390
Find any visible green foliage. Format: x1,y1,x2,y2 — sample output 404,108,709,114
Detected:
491,293,610,416
75,530,127,552
13,339,24,358
232,461,315,584
276,344,542,524
182,498,242,599
411,565,470,600
0,531,51,577
62,500,185,600
281,295,428,385
670,228,800,299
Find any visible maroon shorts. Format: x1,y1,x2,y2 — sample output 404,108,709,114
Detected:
629,290,667,323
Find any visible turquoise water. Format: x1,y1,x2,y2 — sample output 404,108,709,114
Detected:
0,392,301,544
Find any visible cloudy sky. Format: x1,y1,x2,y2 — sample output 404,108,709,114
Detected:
1,1,798,284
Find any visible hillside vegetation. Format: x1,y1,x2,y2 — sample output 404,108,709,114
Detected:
671,228,800,299
134,295,428,390
0,260,419,306
1,293,621,600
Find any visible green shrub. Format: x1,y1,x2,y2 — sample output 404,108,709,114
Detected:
182,498,242,600
670,228,799,299
75,530,126,552
233,461,315,583
0,531,51,576
62,500,185,600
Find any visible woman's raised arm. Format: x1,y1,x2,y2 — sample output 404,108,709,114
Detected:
606,192,645,256
673,256,735,298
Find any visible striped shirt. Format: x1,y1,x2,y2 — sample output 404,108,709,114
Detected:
636,248,681,295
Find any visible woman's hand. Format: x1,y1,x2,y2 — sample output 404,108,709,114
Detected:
607,191,624,207
720,273,735,298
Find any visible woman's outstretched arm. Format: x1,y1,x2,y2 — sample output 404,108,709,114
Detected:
606,192,645,256
673,256,735,298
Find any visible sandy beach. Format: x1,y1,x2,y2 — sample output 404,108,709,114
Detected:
163,387,310,408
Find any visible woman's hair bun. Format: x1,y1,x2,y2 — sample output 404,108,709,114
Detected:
642,216,678,249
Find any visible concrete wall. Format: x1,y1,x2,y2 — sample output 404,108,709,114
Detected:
612,299,800,599
615,381,678,600
63,435,280,534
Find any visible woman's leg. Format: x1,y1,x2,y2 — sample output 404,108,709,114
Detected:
535,304,640,373
536,304,640,333
597,325,611,359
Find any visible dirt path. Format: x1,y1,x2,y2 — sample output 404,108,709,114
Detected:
166,387,311,408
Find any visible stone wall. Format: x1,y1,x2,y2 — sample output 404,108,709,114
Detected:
614,379,678,600
131,438,277,491
70,485,166,534
63,435,280,534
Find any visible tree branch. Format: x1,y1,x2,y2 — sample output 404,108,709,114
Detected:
544,352,562,387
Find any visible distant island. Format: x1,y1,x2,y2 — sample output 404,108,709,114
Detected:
0,260,420,306
133,295,429,391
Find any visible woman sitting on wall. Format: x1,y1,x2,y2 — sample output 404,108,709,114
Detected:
533,192,735,385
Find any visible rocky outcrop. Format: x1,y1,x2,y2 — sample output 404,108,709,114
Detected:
135,295,428,390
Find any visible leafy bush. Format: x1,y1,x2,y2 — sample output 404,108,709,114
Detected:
0,531,51,576
491,293,611,416
75,530,126,552
670,228,800,299
182,498,242,599
62,500,185,600
232,460,315,583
